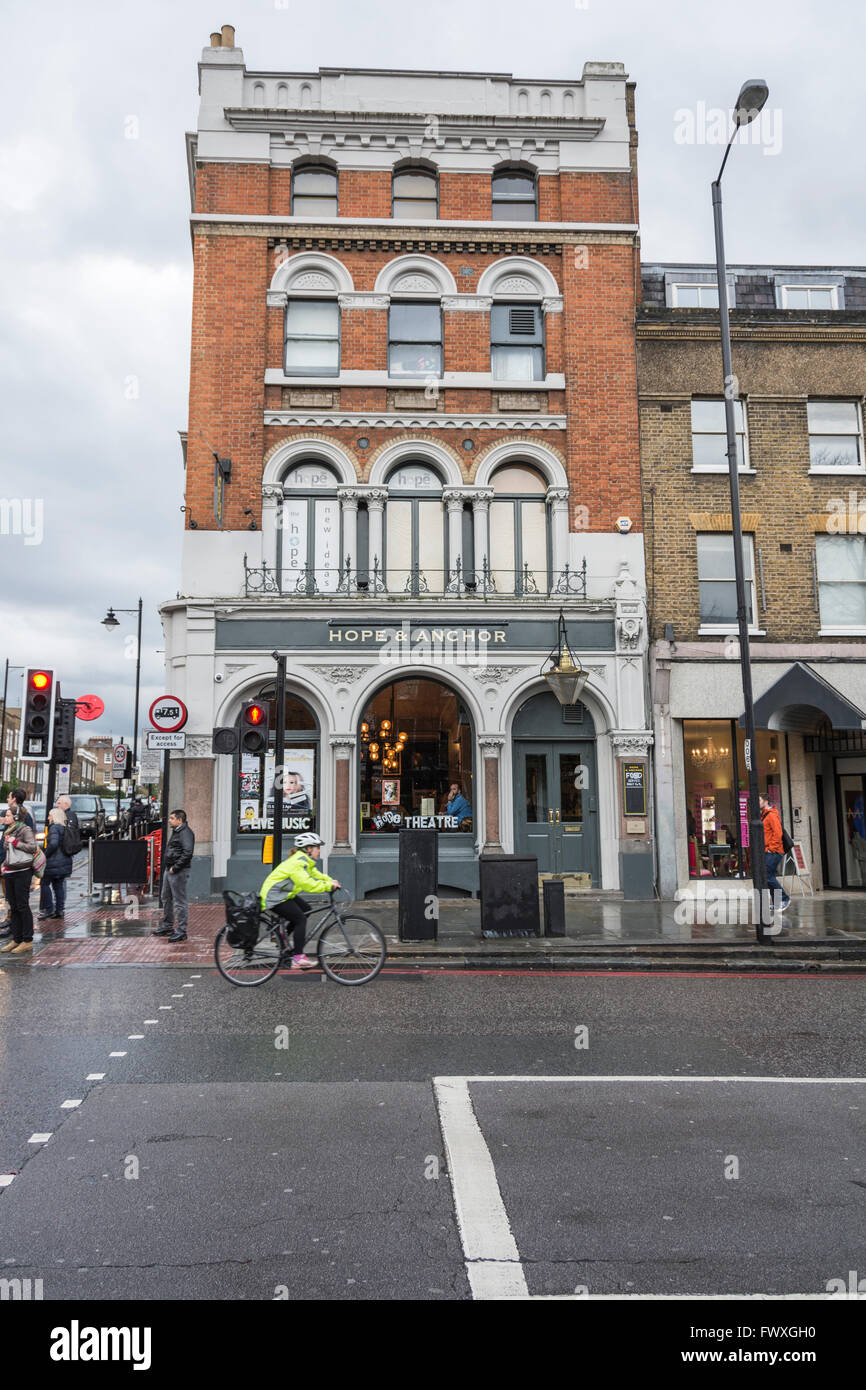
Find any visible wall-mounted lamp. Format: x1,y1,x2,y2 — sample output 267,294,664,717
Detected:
180,505,198,530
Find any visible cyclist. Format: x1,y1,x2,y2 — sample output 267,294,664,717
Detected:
259,832,340,970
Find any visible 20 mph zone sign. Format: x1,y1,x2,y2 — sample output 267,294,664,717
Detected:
148,695,188,733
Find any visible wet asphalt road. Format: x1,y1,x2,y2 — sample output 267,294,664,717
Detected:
0,965,864,1300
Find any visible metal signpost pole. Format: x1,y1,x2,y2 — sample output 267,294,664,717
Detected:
272,653,286,866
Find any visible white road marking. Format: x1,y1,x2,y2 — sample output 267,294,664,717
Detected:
143,1019,158,1025
190,974,201,978
158,1005,172,1010
434,1074,866,1301
60,1100,82,1109
109,1051,127,1057
182,984,194,989
127,1035,144,1040
433,1076,528,1301
0,1174,16,1186
171,994,184,998
28,1134,52,1144
86,1073,105,1080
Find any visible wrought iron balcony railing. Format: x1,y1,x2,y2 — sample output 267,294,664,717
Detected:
242,554,587,601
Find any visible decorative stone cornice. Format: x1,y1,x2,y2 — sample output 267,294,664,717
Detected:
542,296,564,314
263,411,567,432
307,665,365,683
441,295,494,312
471,665,524,684
479,734,507,756
610,732,654,756
179,735,216,759
262,483,284,502
546,487,569,505
329,734,357,759
338,292,390,309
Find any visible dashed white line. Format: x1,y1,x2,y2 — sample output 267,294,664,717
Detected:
86,1073,105,1081
28,1134,52,1144
110,1052,127,1057
158,1005,172,1010
60,1100,82,1109
171,994,184,999
143,1020,159,1025
127,1035,144,1040
433,1076,527,1301
0,1174,16,1187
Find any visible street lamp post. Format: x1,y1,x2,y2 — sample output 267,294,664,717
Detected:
101,599,143,789
711,80,771,940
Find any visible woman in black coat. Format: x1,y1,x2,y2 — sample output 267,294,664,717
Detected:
41,808,73,919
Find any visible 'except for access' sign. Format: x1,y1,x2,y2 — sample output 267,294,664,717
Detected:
148,695,188,733
146,731,186,750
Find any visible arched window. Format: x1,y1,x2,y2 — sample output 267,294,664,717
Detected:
280,462,342,594
491,301,544,381
492,168,537,221
392,167,438,218
291,164,338,217
489,463,549,595
388,301,442,378
236,690,319,839
284,297,340,376
385,463,445,595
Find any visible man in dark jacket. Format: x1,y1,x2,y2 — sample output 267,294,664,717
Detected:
153,809,195,942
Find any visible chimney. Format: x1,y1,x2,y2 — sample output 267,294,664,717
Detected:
221,24,236,47
210,32,222,46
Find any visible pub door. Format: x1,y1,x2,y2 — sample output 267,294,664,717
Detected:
514,740,599,882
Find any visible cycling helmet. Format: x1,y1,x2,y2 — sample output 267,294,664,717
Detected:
294,832,325,849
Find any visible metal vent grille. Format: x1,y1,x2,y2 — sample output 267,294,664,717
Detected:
508,307,537,335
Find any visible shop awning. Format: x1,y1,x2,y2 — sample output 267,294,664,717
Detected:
739,662,866,733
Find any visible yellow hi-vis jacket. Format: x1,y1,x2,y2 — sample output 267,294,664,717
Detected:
260,850,335,911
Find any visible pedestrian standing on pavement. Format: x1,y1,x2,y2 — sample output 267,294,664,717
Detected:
759,793,790,914
39,808,72,921
153,809,195,943
7,788,35,832
56,795,81,847
0,803,37,955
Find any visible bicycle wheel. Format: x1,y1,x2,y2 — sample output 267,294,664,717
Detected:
317,915,386,985
214,924,283,986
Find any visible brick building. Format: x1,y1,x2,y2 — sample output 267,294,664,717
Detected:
161,27,654,899
0,704,46,799
639,262,866,894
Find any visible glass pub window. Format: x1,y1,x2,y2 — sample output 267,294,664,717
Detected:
284,300,340,375
807,402,863,470
492,170,537,221
292,165,338,217
392,169,438,218
691,399,747,469
697,533,755,626
491,302,544,381
388,302,442,378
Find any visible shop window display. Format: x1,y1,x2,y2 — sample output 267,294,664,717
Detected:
359,678,473,833
683,719,785,877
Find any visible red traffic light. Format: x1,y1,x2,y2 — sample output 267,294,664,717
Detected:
31,671,51,690
245,704,265,726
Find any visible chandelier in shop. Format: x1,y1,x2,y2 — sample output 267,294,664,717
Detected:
360,717,408,772
689,740,730,768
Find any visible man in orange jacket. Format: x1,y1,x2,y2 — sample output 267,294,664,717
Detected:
759,793,790,911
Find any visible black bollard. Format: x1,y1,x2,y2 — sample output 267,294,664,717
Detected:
542,878,566,937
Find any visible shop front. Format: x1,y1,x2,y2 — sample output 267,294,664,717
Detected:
655,649,866,895
174,596,653,900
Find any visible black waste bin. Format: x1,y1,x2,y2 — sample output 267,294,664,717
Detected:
398,828,438,941
479,853,540,937
542,878,566,937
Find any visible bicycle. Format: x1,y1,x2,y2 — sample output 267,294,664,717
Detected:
214,888,386,987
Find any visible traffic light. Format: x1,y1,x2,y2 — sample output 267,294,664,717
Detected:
19,667,56,761
53,697,76,764
212,726,238,755
240,701,269,754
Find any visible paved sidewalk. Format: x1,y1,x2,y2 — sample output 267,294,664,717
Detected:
3,879,864,970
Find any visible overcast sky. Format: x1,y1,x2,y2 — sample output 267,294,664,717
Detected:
2,0,863,744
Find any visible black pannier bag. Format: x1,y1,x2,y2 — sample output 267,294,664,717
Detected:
223,890,262,948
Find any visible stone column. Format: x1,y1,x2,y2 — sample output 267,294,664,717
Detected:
337,488,358,591
472,489,494,590
547,486,569,587
479,735,505,852
443,489,466,592
365,487,388,592
330,735,356,850
260,484,283,590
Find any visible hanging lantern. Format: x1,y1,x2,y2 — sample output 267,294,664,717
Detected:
541,610,589,706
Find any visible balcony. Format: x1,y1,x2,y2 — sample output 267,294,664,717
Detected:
242,554,588,601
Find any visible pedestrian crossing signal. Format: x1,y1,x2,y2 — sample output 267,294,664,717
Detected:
240,702,269,754
20,667,56,760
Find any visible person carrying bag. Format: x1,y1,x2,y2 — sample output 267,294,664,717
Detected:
1,804,38,955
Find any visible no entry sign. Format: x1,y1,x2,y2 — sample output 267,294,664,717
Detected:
148,695,188,733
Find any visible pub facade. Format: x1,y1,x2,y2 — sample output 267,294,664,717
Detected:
162,29,654,899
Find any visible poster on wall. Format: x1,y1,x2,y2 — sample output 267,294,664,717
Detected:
265,748,316,815
239,799,259,829
240,755,260,798
381,778,401,806
738,792,750,848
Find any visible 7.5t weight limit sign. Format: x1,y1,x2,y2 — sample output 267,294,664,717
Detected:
148,695,188,733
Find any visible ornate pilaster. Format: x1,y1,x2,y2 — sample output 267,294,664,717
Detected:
361,487,388,593
337,488,359,592
261,483,283,577
329,734,356,849
546,485,569,584
471,488,494,588
443,488,467,592
479,734,506,852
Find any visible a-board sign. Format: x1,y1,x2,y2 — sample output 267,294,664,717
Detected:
622,761,647,817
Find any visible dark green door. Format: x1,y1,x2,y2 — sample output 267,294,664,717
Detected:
515,740,599,881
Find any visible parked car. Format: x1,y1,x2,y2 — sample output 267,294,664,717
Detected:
67,794,106,840
29,801,47,834
105,797,132,834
